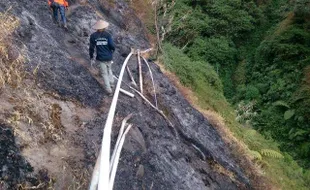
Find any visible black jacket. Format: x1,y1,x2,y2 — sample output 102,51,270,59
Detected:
89,31,115,61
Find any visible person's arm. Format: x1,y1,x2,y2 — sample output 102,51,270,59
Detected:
108,35,115,52
89,35,96,60
48,0,52,6
64,0,69,7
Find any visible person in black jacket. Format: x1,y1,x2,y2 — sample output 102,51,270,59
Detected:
89,20,115,95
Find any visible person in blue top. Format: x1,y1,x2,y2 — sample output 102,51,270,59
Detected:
89,20,116,95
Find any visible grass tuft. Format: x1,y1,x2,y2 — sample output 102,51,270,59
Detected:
0,9,24,89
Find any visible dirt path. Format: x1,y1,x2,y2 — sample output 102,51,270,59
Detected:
64,1,112,93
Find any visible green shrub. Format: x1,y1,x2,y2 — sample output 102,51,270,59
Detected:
160,0,310,188
186,37,237,67
245,85,260,100
294,0,310,21
163,43,223,92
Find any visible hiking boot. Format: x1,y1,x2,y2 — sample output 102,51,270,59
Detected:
110,80,115,89
107,91,113,97
106,88,113,96
63,24,68,29
53,19,59,25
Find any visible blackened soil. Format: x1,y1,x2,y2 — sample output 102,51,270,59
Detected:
0,123,49,189
0,123,32,189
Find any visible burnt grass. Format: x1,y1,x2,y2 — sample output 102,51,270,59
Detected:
0,123,49,189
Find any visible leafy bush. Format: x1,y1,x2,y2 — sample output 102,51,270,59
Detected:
294,0,310,22
186,37,237,67
248,12,310,166
160,0,310,188
245,85,260,100
163,43,223,92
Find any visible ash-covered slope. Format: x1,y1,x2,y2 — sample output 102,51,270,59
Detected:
1,0,251,189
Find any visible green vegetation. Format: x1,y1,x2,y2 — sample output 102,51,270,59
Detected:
159,0,310,188
162,41,310,190
163,43,225,109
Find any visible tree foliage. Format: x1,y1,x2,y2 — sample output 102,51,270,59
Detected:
245,1,310,166
160,0,310,186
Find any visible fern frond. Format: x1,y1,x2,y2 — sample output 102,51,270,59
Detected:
260,149,284,159
273,100,290,109
284,109,295,120
249,150,262,160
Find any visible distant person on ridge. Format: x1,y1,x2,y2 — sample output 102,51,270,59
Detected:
48,0,69,29
89,20,116,95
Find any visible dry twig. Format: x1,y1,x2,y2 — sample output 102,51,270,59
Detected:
126,66,137,86
141,56,158,108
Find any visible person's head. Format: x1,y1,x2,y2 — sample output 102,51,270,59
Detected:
93,20,109,32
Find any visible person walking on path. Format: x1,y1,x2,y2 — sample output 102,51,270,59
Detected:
48,0,69,29
89,20,116,95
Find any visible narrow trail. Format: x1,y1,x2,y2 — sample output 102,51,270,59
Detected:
64,3,96,71
64,34,114,112
64,35,99,78
63,2,113,94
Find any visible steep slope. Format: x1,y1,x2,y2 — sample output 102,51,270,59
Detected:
0,0,250,189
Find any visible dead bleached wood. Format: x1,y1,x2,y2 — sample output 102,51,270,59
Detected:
129,86,170,125
140,48,153,54
113,75,178,138
191,144,206,161
90,114,133,190
129,86,178,138
141,56,158,108
89,150,101,190
126,66,137,86
96,51,133,190
120,88,135,98
110,114,133,171
131,48,153,55
19,183,45,190
109,124,133,190
137,50,143,94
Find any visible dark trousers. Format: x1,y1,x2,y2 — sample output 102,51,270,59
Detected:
52,5,66,25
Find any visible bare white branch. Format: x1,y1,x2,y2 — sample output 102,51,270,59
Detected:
120,88,135,98
141,56,158,108
97,51,133,190
126,66,137,86
137,50,143,94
